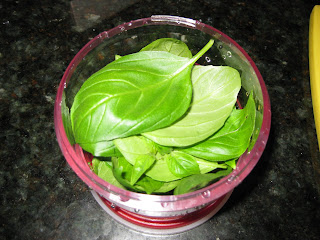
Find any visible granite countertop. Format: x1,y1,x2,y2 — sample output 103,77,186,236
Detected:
1,0,320,239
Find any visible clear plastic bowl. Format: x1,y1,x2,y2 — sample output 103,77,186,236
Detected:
54,15,271,232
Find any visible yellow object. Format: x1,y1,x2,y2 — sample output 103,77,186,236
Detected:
309,5,320,150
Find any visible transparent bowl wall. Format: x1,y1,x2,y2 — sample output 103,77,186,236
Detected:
54,16,271,217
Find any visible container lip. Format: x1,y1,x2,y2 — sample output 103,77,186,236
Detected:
54,15,271,210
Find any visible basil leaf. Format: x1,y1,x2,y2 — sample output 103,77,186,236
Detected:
153,180,181,193
113,136,158,164
182,92,256,161
134,176,164,194
154,142,173,155
166,151,200,178
111,157,163,194
225,158,237,169
92,158,125,189
92,157,101,174
130,155,155,185
196,158,228,173
81,141,122,157
112,156,138,191
140,38,192,58
113,136,157,184
143,65,241,147
173,168,232,195
145,148,223,182
61,92,75,145
145,154,180,182
71,40,214,151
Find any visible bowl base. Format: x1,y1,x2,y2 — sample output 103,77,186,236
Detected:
91,190,232,235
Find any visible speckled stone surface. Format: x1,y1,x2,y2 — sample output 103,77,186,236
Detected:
1,0,320,239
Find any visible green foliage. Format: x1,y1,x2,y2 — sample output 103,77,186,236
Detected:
69,38,256,195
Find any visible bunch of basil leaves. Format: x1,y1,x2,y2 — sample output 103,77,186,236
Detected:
63,38,256,195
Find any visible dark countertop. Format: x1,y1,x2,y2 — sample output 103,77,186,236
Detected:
1,0,320,239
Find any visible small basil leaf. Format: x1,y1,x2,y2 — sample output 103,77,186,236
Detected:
143,65,241,147
140,38,192,58
225,158,237,169
112,157,138,192
153,180,181,194
182,92,256,161
92,158,125,189
113,136,157,184
173,168,232,195
111,157,163,194
154,142,173,155
113,136,157,164
71,40,214,150
196,158,228,174
145,149,221,182
145,153,180,182
81,140,122,157
130,155,155,185
166,151,200,178
134,176,164,194
61,92,75,145
91,157,101,174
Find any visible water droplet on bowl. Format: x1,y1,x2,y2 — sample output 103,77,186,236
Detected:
222,55,226,60
161,202,169,208
201,190,211,198
205,56,211,62
227,175,238,183
119,195,129,202
226,51,232,57
110,203,116,208
134,208,140,213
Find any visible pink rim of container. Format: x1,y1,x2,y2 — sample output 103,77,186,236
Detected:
54,16,271,220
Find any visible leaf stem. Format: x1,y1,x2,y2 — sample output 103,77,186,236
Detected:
189,39,214,65
172,39,214,77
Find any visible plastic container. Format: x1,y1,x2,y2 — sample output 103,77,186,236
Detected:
54,16,271,234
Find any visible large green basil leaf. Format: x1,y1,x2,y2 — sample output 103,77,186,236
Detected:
182,93,256,161
173,167,232,195
166,151,200,178
143,65,241,147
92,158,125,189
71,40,214,152
140,38,192,58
